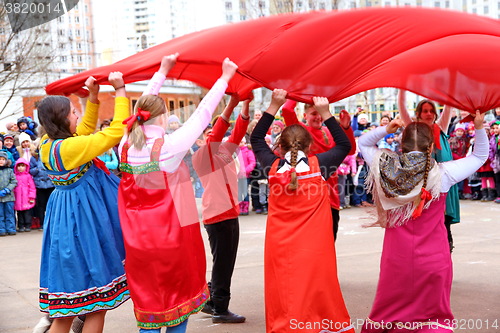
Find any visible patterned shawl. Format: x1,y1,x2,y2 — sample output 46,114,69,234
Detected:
365,150,441,228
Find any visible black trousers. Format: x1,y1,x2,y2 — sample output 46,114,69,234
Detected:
331,208,340,241
34,187,54,226
17,209,33,230
204,218,240,313
445,214,454,251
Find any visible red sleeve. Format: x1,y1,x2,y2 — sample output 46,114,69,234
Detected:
207,116,231,144
228,115,250,145
282,99,299,126
344,127,357,155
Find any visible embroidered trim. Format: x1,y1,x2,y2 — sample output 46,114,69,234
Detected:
40,274,129,318
120,161,160,175
48,139,65,172
48,162,91,186
135,285,209,328
365,318,454,331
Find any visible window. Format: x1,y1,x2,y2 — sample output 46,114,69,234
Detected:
319,2,326,9
225,1,232,10
445,0,450,7
226,14,233,21
434,1,440,7
259,1,266,9
169,100,176,111
78,55,83,62
484,5,489,13
240,15,247,20
60,56,67,62
75,16,80,23
240,0,246,9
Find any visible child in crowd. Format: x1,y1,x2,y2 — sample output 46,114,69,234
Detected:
118,54,238,332
17,132,37,161
338,153,356,209
5,122,20,146
29,148,55,230
3,134,19,162
0,151,17,236
449,123,471,199
238,136,256,215
251,90,354,333
489,121,500,203
0,136,15,166
17,116,38,141
167,114,182,134
36,72,130,332
378,133,397,152
13,158,36,232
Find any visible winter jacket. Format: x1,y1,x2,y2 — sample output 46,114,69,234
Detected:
239,145,256,178
29,156,55,189
0,166,17,203
14,158,36,211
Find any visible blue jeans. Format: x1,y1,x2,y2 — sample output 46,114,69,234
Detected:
0,201,15,234
139,320,188,333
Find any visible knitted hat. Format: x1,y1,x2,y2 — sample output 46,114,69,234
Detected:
168,115,181,125
384,133,395,141
0,151,8,160
273,120,284,129
358,114,369,121
454,123,467,132
3,134,14,141
19,132,32,144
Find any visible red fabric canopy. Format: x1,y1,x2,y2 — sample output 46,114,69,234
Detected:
46,7,500,112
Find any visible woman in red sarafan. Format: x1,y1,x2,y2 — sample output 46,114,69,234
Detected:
118,54,238,332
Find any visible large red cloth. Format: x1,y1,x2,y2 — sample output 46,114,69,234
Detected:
46,8,500,112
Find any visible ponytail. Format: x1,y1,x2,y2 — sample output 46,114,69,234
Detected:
127,94,167,150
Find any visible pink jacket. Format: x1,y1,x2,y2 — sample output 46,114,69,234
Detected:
14,158,36,211
239,145,256,178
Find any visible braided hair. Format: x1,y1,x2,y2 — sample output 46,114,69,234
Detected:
402,122,434,191
276,124,313,191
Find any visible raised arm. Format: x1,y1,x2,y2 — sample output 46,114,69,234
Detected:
250,89,287,174
162,58,238,164
75,76,100,136
59,72,129,170
436,105,452,133
440,111,488,192
281,99,299,126
313,97,351,179
142,53,179,96
398,89,412,127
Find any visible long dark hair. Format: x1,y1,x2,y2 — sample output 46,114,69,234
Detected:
415,100,438,123
36,96,73,140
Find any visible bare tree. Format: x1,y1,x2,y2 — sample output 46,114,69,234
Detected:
0,4,63,119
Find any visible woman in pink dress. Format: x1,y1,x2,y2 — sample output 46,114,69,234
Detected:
358,111,488,333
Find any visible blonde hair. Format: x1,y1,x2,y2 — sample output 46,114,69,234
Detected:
128,95,167,150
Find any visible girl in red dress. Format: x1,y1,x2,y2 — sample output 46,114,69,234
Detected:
118,54,238,332
251,89,354,333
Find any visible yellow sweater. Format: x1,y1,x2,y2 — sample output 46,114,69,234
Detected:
41,97,129,171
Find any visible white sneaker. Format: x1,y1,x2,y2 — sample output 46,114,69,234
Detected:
33,315,52,333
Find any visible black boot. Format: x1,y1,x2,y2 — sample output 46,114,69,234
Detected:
480,188,489,201
211,295,246,323
212,310,246,323
487,189,497,201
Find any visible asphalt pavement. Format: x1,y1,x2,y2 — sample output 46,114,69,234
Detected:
1,200,499,332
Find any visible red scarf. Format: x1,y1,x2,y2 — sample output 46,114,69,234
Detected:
432,123,442,150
